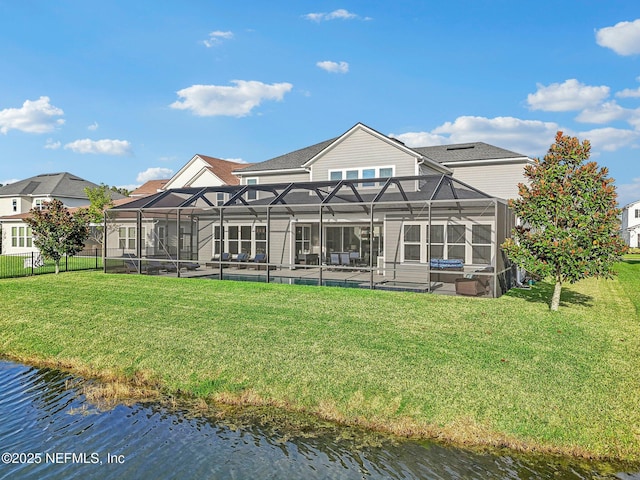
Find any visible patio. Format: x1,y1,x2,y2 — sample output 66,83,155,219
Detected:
104,174,516,297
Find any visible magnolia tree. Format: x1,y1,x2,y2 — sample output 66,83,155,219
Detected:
25,199,90,274
501,131,626,311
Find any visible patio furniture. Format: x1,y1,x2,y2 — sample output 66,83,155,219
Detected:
455,276,490,296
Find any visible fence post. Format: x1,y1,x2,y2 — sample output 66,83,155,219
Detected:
65,254,68,272
31,252,34,276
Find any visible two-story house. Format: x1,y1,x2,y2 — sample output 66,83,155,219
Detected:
0,172,125,254
105,123,533,297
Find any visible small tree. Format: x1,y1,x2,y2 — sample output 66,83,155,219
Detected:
25,199,90,274
84,185,114,247
501,131,626,311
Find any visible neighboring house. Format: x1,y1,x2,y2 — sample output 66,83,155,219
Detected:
621,200,640,248
105,123,533,297
162,154,251,190
0,172,125,255
129,179,169,198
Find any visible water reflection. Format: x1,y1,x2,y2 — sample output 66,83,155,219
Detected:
0,360,638,479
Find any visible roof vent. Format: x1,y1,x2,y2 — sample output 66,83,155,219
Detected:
446,145,475,151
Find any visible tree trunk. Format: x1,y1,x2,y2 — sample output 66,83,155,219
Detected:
550,280,562,311
54,259,60,274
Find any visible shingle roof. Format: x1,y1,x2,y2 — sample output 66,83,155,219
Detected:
235,138,337,173
413,142,528,164
0,172,125,199
197,155,253,184
131,179,169,196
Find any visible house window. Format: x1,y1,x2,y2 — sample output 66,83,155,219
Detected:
218,224,263,255
328,166,395,186
402,222,493,265
635,209,640,219
447,225,466,261
246,178,258,200
296,225,312,256
34,199,45,210
11,226,32,248
472,224,492,264
12,199,17,212
118,227,145,250
403,225,421,261
216,192,226,206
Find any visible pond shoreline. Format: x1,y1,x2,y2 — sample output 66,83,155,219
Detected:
3,352,638,474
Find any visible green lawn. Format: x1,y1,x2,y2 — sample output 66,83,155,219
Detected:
1,264,639,461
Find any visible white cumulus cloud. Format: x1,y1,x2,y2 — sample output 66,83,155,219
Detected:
527,79,610,112
617,87,640,98
316,60,349,73
170,80,293,117
304,9,368,21
577,127,640,152
0,96,64,134
203,30,233,47
431,116,561,157
575,101,630,124
389,131,449,146
64,138,132,155
596,19,640,55
44,138,61,150
87,121,99,131
136,167,174,183
616,177,640,207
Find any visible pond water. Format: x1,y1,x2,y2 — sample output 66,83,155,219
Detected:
0,360,638,480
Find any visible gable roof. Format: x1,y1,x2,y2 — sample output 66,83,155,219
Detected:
0,172,125,200
131,179,169,196
236,124,531,176
197,155,252,185
413,142,530,164
235,138,338,174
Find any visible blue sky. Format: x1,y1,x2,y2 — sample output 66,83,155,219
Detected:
1,1,639,204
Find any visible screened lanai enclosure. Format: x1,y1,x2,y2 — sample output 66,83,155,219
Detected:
104,174,517,297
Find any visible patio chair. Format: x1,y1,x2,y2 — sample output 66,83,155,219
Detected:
330,252,341,266
340,252,351,267
180,261,201,271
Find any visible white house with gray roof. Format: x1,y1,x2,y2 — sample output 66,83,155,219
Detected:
0,172,124,254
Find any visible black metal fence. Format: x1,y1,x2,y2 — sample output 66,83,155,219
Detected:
0,249,102,279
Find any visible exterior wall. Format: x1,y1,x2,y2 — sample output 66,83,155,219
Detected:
419,163,445,175
309,128,419,182
164,158,213,189
240,172,310,185
622,201,640,247
448,162,528,200
1,220,32,254
0,197,31,217
187,171,224,188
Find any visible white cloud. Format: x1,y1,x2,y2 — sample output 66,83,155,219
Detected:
88,121,99,131
431,116,561,156
389,131,449,146
136,167,174,183
575,101,629,124
617,87,640,98
527,79,610,112
316,60,349,73
64,138,132,155
596,19,640,55
223,157,248,163
44,138,61,150
170,80,293,117
203,30,233,47
577,127,640,152
304,9,368,21
0,96,64,134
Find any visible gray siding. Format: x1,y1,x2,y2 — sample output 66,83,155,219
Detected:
448,162,528,200
310,128,418,181
242,172,310,185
